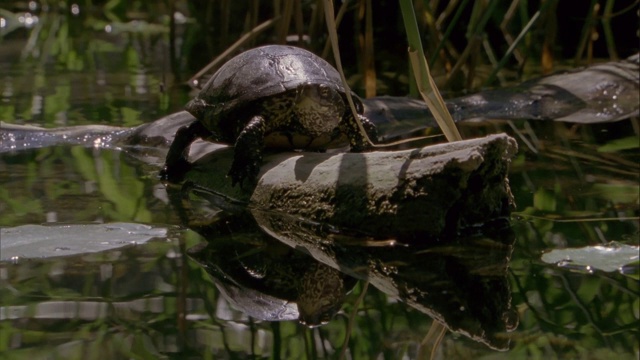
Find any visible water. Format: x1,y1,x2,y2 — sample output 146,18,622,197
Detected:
1,3,638,359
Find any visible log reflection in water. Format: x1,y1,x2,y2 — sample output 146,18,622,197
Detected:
173,183,518,350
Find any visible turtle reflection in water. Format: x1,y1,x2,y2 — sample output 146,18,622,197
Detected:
250,254,350,327
190,237,356,327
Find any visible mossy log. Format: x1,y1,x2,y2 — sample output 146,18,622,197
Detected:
184,133,517,239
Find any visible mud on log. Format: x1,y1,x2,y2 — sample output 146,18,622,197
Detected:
184,133,517,240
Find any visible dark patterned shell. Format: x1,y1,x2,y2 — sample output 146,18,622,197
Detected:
186,45,347,126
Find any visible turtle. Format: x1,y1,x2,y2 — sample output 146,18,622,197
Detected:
160,44,378,186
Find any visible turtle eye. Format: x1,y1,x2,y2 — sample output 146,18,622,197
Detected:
318,84,330,98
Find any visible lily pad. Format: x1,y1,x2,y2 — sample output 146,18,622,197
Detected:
0,223,167,261
541,243,640,272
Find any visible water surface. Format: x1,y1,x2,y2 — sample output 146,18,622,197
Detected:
0,3,638,359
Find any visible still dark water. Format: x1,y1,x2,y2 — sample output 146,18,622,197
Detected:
1,3,638,360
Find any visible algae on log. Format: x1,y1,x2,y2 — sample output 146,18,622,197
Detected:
183,133,517,240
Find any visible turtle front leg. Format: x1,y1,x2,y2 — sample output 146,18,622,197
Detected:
160,120,210,183
229,116,266,187
341,113,378,152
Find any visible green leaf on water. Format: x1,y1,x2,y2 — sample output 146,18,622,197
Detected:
541,242,640,273
597,136,640,153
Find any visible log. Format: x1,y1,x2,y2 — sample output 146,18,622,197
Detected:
183,133,517,239
365,53,639,139
1,114,518,240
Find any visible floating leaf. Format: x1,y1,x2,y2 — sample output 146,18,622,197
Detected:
597,136,640,153
0,223,167,261
541,242,640,273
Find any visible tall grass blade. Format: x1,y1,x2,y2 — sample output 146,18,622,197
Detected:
400,0,461,142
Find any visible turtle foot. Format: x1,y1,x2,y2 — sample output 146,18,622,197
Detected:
343,114,378,152
228,160,260,188
229,115,265,188
159,158,192,183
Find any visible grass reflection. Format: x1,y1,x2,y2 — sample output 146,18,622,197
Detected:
0,147,159,225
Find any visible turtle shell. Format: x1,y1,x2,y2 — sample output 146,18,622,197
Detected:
186,45,355,133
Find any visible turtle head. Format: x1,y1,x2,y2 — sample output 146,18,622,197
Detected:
294,83,345,136
185,97,209,120
186,97,223,130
